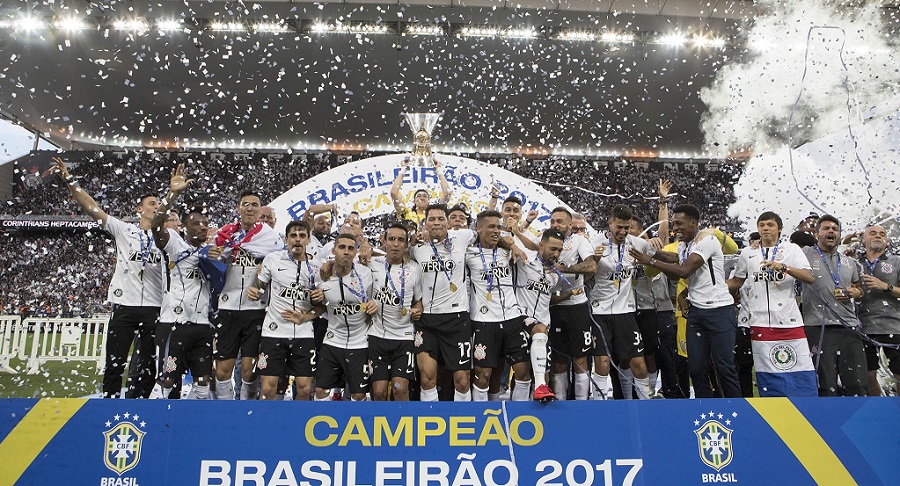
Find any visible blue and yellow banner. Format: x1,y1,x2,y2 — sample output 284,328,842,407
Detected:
0,398,898,485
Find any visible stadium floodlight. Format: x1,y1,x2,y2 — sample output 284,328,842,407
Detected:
254,22,289,33
600,32,635,44
459,26,500,38
209,21,246,32
405,24,443,36
501,27,538,39
156,19,183,32
310,22,333,33
657,32,687,46
349,23,389,34
693,36,726,48
113,19,149,31
556,30,596,41
54,17,87,32
17,16,46,32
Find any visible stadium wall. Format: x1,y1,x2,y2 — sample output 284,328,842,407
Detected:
0,398,897,485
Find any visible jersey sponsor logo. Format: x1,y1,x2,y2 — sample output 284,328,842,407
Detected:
769,343,797,371
609,268,636,281
693,412,735,473
258,353,268,370
332,301,364,316
525,277,552,294
632,265,646,278
233,248,259,267
127,250,162,265
474,343,487,361
102,414,146,476
752,270,786,283
184,268,202,280
421,257,457,273
479,263,511,281
373,286,402,307
278,282,311,302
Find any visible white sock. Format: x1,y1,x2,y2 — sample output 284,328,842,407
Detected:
530,334,549,387
314,390,332,401
192,384,210,400
215,379,234,400
619,368,634,400
574,372,589,400
239,379,258,400
421,387,439,402
649,371,658,394
634,376,651,400
552,372,569,400
591,373,610,400
472,385,489,402
453,389,471,402
512,379,532,401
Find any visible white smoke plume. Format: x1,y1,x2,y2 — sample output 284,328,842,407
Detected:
700,0,900,234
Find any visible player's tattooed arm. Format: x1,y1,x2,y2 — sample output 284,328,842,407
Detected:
556,256,597,275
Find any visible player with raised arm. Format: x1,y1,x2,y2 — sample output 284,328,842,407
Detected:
149,165,222,399
53,157,165,399
390,156,452,227
247,220,324,400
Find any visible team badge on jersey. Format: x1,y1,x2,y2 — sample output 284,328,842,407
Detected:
882,262,894,273
480,305,489,315
693,412,735,472
113,289,123,297
414,331,424,348
769,343,797,371
164,356,178,374
474,343,487,361
220,294,229,302
173,306,183,315
102,414,146,476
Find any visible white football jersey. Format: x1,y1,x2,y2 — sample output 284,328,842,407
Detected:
257,251,321,339
466,244,521,322
589,234,650,315
159,229,211,325
219,224,284,311
735,242,809,329
681,235,734,309
410,229,477,314
320,264,374,349
514,255,560,325
369,256,423,341
552,234,595,306
104,216,165,307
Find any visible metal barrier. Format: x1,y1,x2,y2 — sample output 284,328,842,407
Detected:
7,317,110,375
0,315,24,373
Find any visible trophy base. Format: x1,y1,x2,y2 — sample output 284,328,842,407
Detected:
409,155,431,168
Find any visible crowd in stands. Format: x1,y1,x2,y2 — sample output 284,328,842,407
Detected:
2,151,742,317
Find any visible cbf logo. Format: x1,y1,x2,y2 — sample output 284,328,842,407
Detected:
102,412,146,477
693,410,738,483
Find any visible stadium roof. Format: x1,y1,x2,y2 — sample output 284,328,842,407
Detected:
0,1,896,158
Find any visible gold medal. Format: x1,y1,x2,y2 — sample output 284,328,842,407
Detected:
450,283,458,292
613,279,620,289
401,307,408,317
833,287,846,298
168,261,176,270
486,292,493,302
